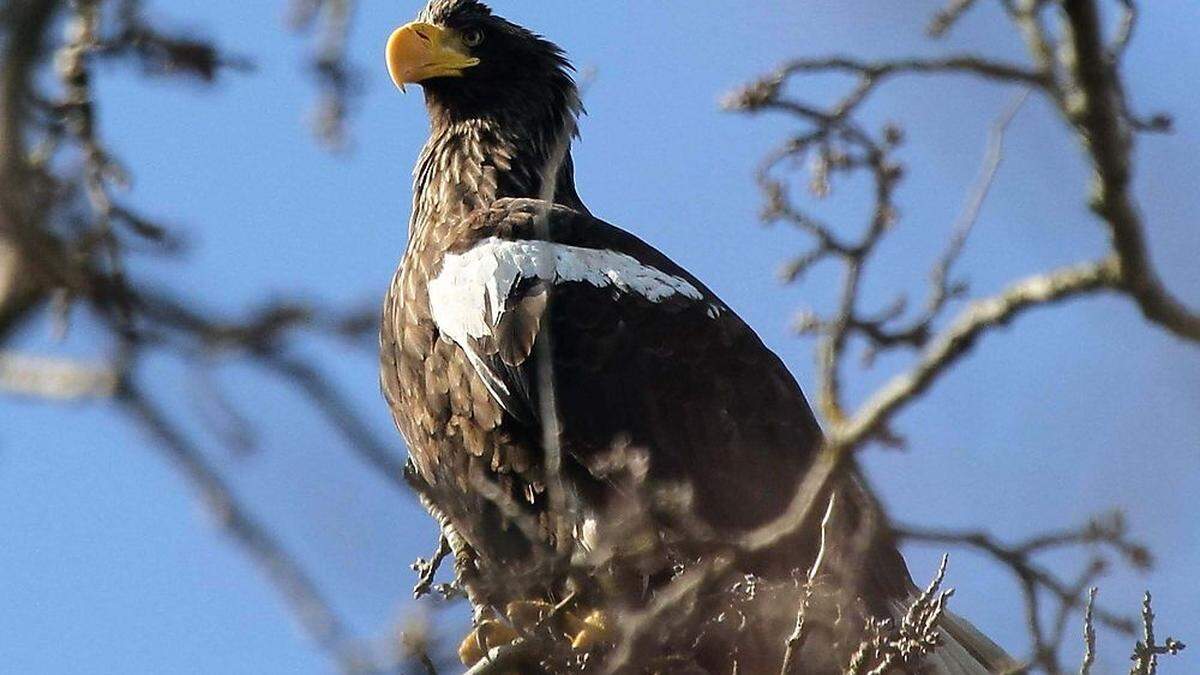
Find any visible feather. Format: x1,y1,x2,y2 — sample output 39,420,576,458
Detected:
886,598,1018,674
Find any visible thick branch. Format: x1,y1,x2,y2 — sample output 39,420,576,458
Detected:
832,257,1121,448
117,383,372,673
740,258,1121,559
0,0,60,337
1059,0,1200,342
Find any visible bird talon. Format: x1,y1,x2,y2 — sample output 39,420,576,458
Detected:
458,619,520,666
566,609,614,651
465,600,611,660
505,599,557,631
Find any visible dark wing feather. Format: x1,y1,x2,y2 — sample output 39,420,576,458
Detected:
465,276,548,425
448,198,826,531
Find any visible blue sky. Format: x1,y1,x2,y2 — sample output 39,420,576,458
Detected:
1,1,1197,673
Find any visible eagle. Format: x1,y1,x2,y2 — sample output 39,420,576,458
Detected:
379,1,1013,672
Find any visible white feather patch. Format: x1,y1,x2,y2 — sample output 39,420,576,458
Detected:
428,237,708,351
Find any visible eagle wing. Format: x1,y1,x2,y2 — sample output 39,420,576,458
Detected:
426,198,825,531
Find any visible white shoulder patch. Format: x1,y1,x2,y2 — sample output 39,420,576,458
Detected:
428,237,708,350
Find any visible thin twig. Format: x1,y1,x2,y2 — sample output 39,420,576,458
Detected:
1129,591,1186,675
1058,0,1200,342
411,534,451,600
1081,587,1098,675
780,495,836,674
928,0,981,37
775,55,1048,88
897,514,1149,669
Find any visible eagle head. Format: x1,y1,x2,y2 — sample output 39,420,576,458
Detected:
386,0,578,123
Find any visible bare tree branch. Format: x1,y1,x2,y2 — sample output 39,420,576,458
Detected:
264,353,409,493
1081,587,1098,675
742,258,1121,559
0,350,116,399
834,256,1121,448
0,0,61,339
0,3,407,670
289,0,360,148
3,2,1193,673
780,496,836,675
1058,0,1200,342
928,0,982,37
117,381,382,674
844,554,953,675
719,3,1194,670
773,55,1049,89
897,511,1151,670
1129,592,1186,675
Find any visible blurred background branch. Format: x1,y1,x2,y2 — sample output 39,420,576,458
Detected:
721,0,1192,670
1,0,402,671
0,0,1193,673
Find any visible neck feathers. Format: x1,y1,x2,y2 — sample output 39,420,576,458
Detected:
410,93,586,244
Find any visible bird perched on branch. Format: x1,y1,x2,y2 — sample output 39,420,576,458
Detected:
380,1,1013,671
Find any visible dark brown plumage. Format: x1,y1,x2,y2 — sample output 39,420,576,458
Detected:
379,1,1012,671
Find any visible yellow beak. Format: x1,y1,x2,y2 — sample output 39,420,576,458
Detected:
386,22,480,92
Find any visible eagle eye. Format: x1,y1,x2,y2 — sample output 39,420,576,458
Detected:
462,27,485,47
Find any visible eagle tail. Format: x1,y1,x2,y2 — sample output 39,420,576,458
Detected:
921,606,1017,674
